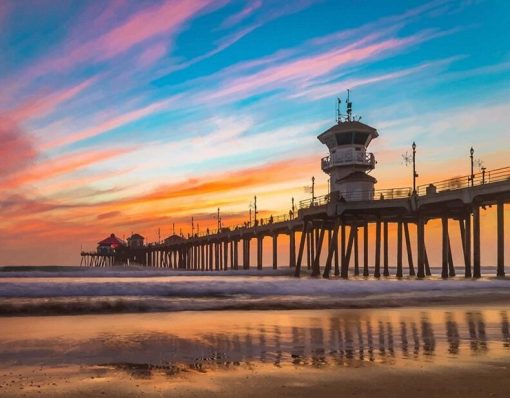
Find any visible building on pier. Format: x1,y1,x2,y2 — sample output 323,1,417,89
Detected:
127,233,145,248
318,96,378,201
97,233,126,255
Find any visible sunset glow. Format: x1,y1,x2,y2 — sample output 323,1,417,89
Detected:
1,0,509,265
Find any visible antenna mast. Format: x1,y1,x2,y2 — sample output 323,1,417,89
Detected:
336,97,341,123
346,89,352,122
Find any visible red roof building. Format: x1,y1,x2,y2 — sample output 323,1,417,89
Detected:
97,234,126,254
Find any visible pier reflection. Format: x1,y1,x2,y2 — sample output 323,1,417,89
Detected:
1,308,510,379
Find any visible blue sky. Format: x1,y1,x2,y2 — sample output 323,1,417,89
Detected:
0,0,509,264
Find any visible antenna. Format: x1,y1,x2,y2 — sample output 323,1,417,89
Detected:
346,89,352,121
336,97,342,123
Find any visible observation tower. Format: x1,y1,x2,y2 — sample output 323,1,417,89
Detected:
318,93,378,200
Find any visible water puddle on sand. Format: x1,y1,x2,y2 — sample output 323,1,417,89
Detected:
1,305,510,396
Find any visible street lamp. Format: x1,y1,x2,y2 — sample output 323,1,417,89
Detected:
470,147,474,187
412,142,418,194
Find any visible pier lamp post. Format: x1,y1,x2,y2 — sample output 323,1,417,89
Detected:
312,176,316,202
470,147,475,187
217,208,221,232
412,142,418,195
291,197,295,220
191,216,194,236
254,196,258,225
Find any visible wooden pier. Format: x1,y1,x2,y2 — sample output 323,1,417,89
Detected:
81,166,510,278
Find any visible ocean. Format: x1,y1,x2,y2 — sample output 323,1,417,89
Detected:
1,266,509,397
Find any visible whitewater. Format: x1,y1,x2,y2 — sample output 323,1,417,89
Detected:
0,266,509,315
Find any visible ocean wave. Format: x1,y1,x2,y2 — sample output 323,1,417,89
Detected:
0,276,510,315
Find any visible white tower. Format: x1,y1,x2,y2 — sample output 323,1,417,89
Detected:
318,95,378,200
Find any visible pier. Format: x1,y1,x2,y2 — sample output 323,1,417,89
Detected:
81,100,509,279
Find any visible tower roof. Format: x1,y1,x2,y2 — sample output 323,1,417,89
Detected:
318,120,378,143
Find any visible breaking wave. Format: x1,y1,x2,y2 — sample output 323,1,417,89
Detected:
0,267,509,315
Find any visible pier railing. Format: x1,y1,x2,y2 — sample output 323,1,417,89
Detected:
417,166,510,195
299,187,412,209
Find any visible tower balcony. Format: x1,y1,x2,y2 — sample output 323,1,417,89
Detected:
321,151,375,171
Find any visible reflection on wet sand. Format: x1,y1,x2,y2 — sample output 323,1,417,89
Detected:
1,307,510,382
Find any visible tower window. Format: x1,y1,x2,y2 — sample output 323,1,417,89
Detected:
353,132,369,145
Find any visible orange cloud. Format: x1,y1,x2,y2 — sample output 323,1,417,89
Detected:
0,147,132,190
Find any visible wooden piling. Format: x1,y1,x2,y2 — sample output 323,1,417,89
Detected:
294,221,309,277
417,218,425,278
363,223,369,277
272,234,278,270
354,226,359,276
383,221,389,277
473,205,481,278
342,226,355,278
323,219,340,278
257,237,263,270
396,221,403,278
442,216,449,278
289,230,296,268
497,201,505,277
374,220,381,277
312,228,325,277
404,222,415,276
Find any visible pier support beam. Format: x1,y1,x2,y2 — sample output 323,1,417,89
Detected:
312,228,325,277
244,239,251,269
272,234,278,270
404,222,415,276
497,201,505,277
448,234,455,277
223,241,228,271
342,226,355,278
442,216,449,278
383,222,389,276
417,217,425,278
289,230,296,268
323,219,340,278
396,221,403,278
257,237,263,270
294,221,309,277
354,226,359,276
363,223,369,277
473,205,481,278
233,240,239,270
341,224,347,276
374,220,381,277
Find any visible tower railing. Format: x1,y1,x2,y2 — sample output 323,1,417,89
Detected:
299,187,412,209
321,152,375,170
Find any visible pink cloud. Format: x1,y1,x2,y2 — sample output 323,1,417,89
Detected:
4,78,95,122
0,147,132,190
138,42,168,67
42,96,180,150
0,118,38,178
203,34,424,103
221,0,262,28
2,0,218,97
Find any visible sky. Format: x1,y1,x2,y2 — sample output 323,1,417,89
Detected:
0,0,509,265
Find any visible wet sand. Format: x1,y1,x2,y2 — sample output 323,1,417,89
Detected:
1,360,510,397
1,304,510,397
